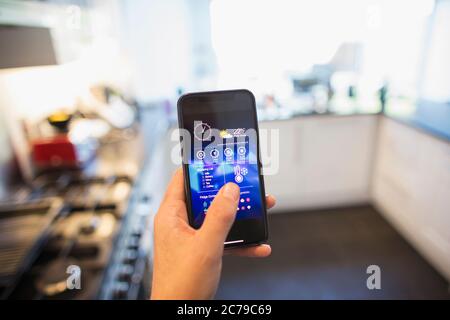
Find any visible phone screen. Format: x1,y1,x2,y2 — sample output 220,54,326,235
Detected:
178,90,268,247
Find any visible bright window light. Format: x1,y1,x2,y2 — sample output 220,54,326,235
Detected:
210,0,434,100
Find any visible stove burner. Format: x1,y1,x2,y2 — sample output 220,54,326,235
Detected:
35,258,79,298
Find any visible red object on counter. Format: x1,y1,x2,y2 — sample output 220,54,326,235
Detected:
32,135,78,168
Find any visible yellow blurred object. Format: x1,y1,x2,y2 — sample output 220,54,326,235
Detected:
48,111,70,123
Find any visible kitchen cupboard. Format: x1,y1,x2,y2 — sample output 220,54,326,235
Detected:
372,117,450,282
259,115,378,212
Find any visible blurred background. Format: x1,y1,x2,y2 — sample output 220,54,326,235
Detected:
0,0,449,299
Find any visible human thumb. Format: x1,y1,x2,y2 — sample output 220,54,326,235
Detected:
199,183,240,245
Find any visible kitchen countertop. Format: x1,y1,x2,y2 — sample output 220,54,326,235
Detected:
167,95,449,143
257,99,380,122
384,100,450,142
256,98,449,142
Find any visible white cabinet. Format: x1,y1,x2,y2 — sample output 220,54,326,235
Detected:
259,115,378,212
372,117,450,281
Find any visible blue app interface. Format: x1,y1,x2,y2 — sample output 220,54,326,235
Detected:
187,122,264,229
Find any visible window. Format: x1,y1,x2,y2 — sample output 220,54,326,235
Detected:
210,0,434,107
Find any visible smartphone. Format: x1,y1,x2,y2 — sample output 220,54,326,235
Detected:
177,89,268,248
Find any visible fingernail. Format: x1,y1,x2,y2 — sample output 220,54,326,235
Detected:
223,183,240,201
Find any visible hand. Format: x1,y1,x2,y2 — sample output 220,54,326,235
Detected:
150,168,275,300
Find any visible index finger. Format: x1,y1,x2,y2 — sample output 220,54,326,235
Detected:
162,167,185,203
157,168,189,223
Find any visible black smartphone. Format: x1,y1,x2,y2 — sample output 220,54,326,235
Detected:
177,89,268,248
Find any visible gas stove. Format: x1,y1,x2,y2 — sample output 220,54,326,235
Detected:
1,173,153,300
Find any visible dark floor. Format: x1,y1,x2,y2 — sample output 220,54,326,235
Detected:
216,206,450,299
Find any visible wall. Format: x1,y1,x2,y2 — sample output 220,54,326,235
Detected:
119,0,192,102
420,0,450,102
0,0,128,122
118,0,217,102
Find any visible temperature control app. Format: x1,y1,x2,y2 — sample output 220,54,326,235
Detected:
186,119,264,229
